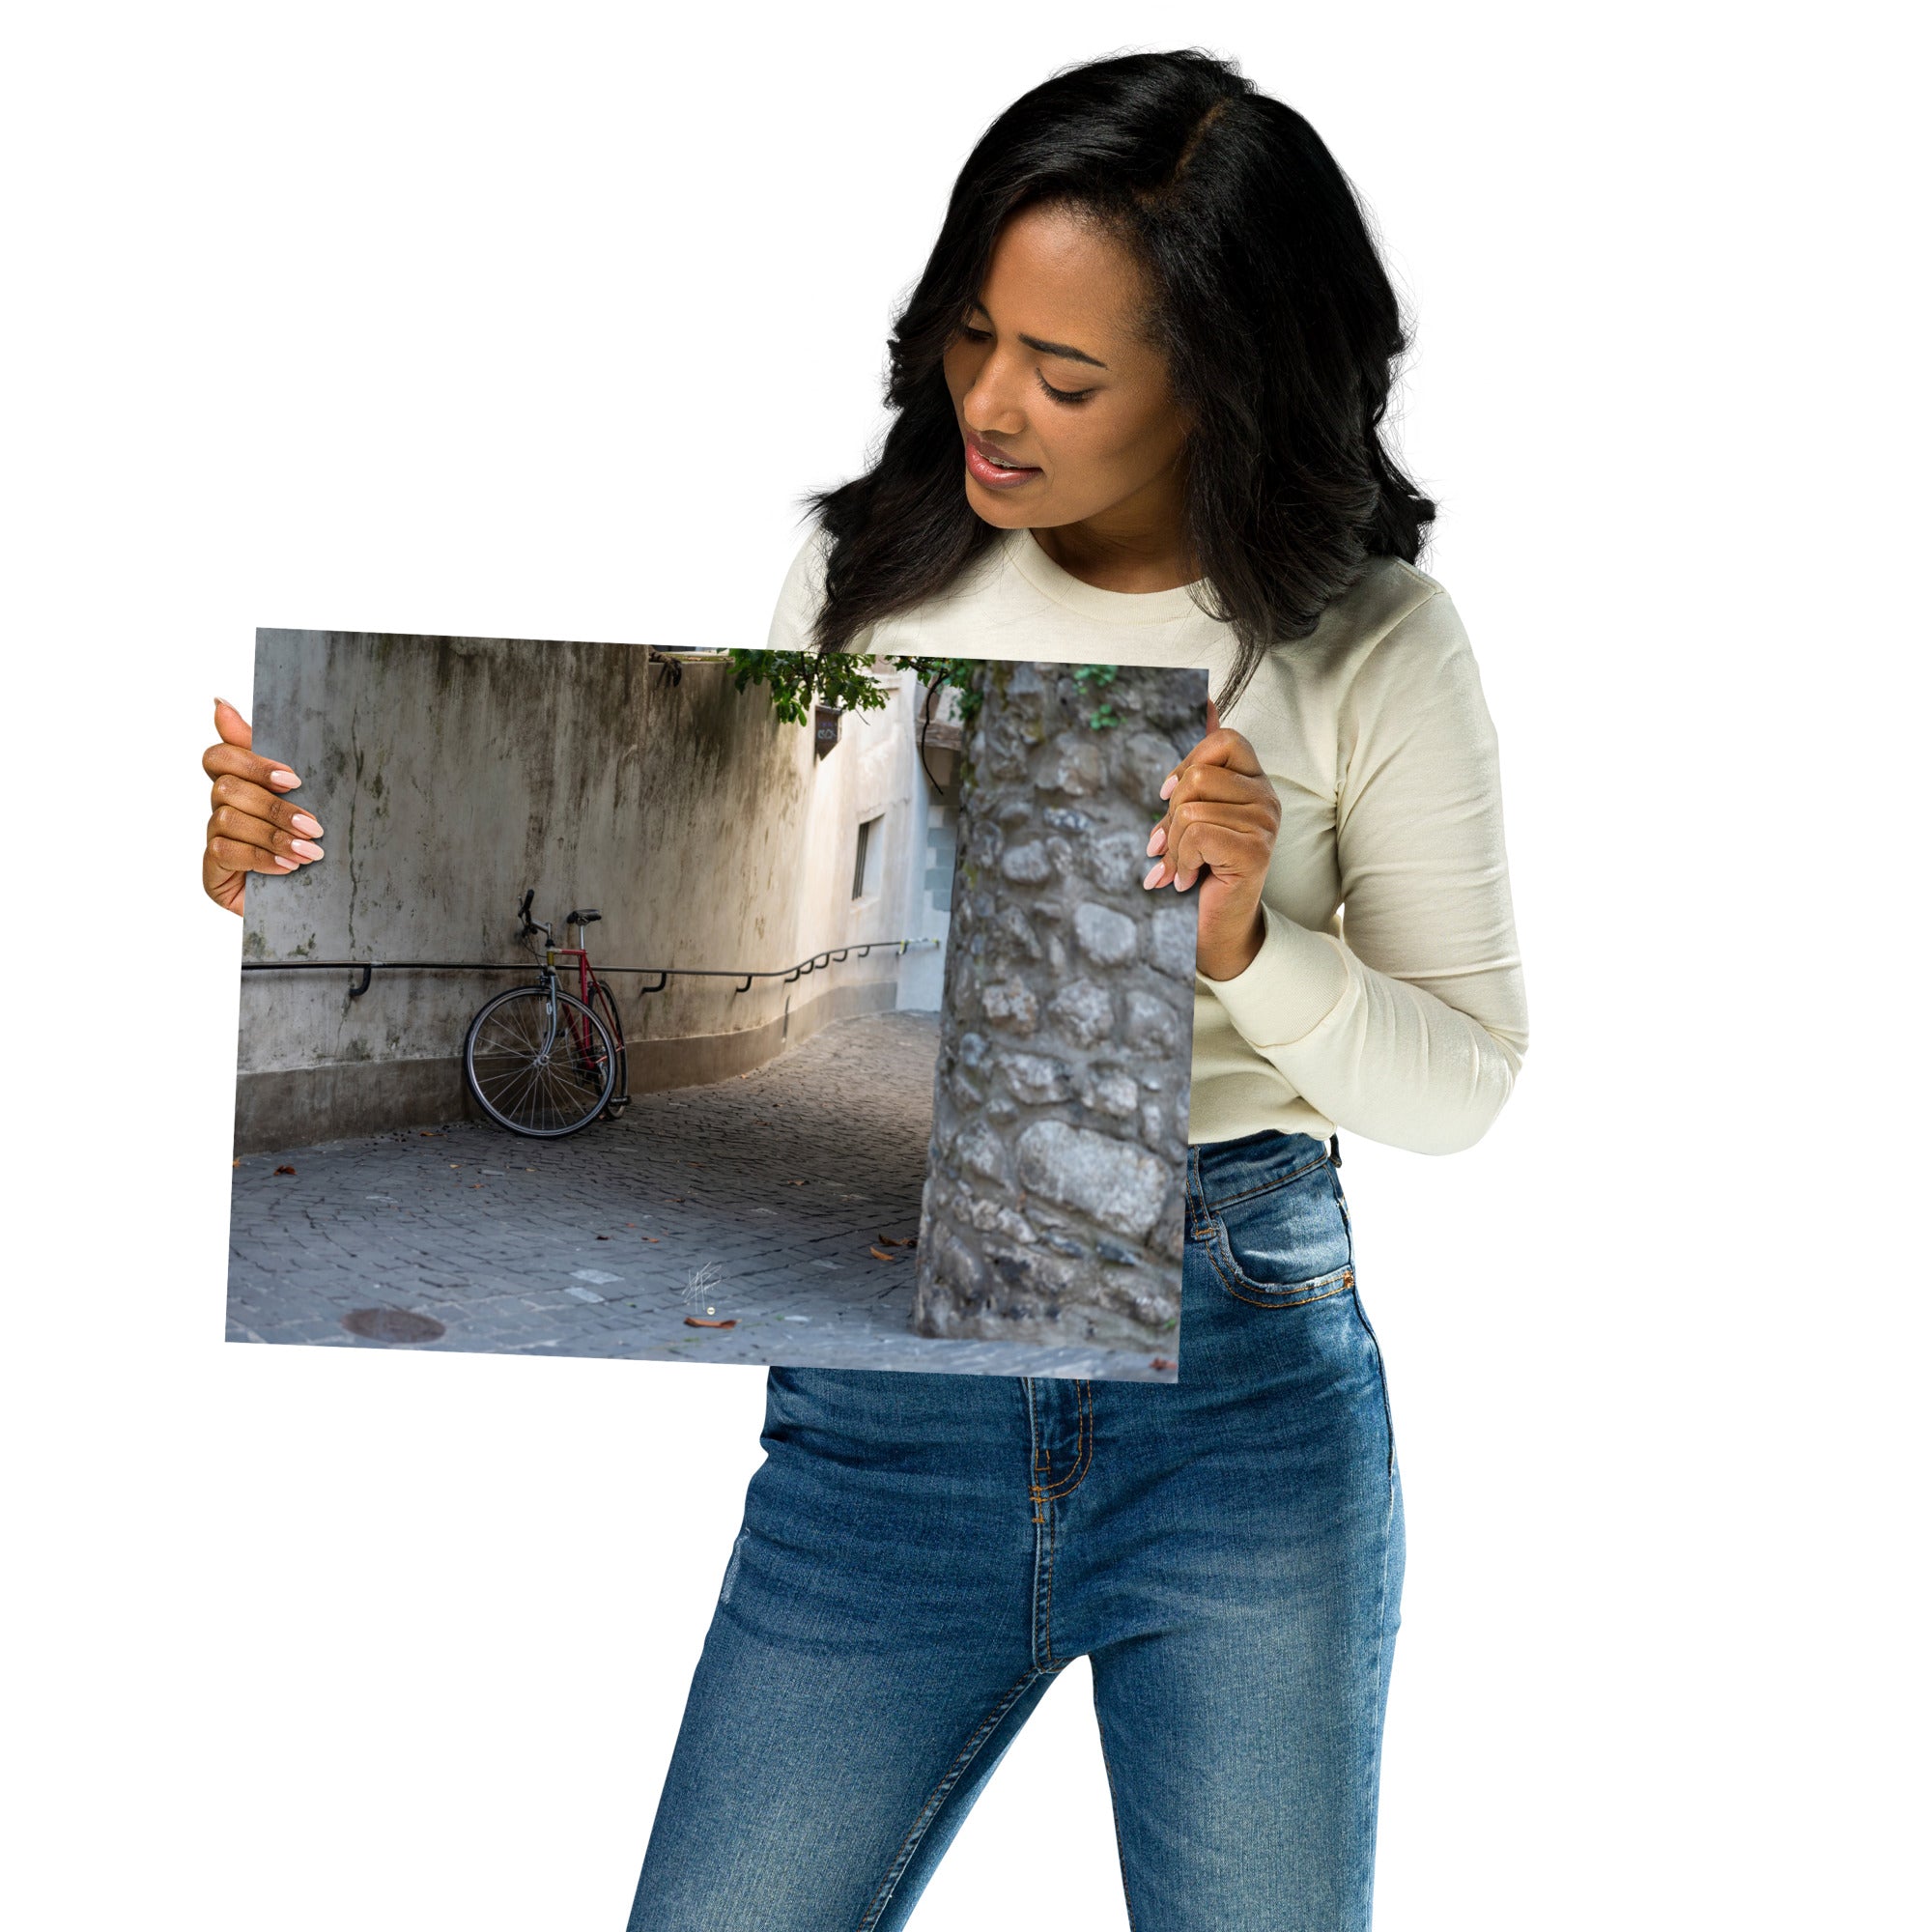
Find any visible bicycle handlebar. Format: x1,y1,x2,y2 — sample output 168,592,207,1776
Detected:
516,887,550,942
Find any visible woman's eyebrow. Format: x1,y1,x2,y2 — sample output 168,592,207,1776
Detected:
967,300,1109,369
1022,333,1107,369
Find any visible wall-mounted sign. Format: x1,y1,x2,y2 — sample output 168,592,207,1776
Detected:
813,703,842,758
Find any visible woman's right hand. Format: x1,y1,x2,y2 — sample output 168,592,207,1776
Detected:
201,697,326,916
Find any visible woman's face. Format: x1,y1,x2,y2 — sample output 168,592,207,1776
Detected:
940,202,1190,542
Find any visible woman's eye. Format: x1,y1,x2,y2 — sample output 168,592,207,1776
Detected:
1037,373,1093,406
954,323,1091,404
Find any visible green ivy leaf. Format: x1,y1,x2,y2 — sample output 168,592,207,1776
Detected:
1072,664,1121,728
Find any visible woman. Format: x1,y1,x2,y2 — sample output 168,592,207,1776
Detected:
202,49,1527,1931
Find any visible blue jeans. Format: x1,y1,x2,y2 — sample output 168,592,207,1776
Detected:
627,1130,1405,1930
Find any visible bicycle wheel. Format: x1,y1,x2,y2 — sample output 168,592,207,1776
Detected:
463,984,618,1138
587,980,630,1119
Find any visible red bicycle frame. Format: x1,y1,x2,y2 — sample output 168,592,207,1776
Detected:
546,937,602,1060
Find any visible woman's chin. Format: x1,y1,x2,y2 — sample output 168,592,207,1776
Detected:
964,481,1041,526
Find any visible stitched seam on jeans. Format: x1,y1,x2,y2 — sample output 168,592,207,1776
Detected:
1041,1497,1061,1666
1026,1381,1093,1500
1025,1387,1089,1669
1198,1149,1331,1212
1024,1379,1051,1683
1218,1272,1355,1312
1353,1293,1396,1490
856,1666,1045,1932
1203,1229,1354,1308
1024,1378,1045,1519
1208,1200,1347,1296
1038,1380,1094,1499
1359,1302,1399,1929
1205,1240,1354,1309
1030,1462,1063,1664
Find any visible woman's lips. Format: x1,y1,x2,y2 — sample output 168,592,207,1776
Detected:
964,434,1041,488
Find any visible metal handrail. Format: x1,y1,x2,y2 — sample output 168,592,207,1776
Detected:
241,937,942,998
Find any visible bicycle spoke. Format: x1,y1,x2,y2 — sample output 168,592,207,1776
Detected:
480,1055,547,1116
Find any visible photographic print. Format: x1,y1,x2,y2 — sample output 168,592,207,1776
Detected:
227,632,1208,1380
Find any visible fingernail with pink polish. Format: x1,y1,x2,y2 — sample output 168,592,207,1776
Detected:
291,839,324,861
1159,774,1178,800
291,812,323,837
1146,826,1167,857
269,770,299,789
272,856,298,870
1143,864,1165,889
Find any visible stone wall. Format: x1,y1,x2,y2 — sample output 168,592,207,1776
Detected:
911,662,1209,1350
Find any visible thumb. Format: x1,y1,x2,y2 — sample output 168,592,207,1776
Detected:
213,696,253,751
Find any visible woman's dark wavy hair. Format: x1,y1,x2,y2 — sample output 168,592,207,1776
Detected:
802,47,1436,712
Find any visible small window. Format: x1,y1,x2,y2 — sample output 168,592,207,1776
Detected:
852,814,882,899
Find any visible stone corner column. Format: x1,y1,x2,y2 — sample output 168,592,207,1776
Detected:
911,660,1210,1351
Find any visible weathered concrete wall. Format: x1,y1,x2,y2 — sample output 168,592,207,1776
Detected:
237,633,941,1151
895,680,965,1012
911,663,1209,1350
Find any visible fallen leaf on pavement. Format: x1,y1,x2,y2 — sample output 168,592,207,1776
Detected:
685,1317,737,1328
868,1247,897,1263
1151,1357,1178,1372
274,1165,296,1176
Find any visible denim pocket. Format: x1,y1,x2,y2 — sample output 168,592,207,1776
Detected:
1202,1152,1355,1309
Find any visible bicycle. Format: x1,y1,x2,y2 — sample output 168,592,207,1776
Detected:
461,889,632,1138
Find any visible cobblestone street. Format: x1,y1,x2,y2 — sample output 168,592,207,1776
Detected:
227,1009,1176,1380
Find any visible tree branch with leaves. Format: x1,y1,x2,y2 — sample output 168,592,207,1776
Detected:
725,651,994,728
724,652,1122,733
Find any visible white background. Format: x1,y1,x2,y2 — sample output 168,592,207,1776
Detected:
4,3,1924,1926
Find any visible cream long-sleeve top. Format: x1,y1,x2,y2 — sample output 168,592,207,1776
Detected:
767,522,1529,1157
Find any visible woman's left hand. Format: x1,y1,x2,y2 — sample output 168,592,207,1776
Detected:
1142,697,1281,981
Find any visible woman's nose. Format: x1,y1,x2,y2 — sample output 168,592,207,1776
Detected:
961,359,1028,436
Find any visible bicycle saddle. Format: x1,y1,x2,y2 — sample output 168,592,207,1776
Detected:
566,908,602,925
